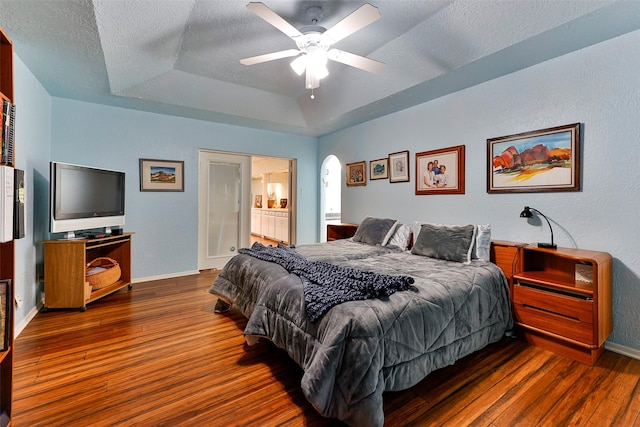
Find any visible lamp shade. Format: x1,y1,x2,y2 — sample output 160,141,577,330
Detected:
520,206,557,249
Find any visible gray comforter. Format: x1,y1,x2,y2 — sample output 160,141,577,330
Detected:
210,243,512,426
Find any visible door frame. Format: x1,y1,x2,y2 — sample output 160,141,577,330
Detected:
197,150,251,270
198,150,297,270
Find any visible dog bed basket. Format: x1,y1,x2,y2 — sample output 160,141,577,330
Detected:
86,257,121,290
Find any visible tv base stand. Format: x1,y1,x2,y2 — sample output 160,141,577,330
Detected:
43,233,134,310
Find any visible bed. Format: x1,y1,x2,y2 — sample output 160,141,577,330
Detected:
209,218,513,426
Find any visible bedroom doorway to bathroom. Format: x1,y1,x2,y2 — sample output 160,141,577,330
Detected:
250,156,296,247
198,150,297,270
320,155,342,242
197,150,251,270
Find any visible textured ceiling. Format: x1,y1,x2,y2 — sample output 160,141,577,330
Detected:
1,1,639,137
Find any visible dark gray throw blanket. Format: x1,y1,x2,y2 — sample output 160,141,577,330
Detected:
238,242,414,321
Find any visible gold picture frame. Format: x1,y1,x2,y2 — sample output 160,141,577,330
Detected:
346,161,366,186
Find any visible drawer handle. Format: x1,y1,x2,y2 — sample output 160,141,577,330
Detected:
522,304,580,322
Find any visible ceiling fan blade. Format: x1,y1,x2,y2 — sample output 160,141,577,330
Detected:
240,49,301,66
246,2,303,40
327,49,385,74
322,3,381,45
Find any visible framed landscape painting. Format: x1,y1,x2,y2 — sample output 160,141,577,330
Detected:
415,145,465,195
139,159,185,192
369,158,388,180
487,123,581,193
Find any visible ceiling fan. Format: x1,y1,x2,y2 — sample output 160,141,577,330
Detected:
240,2,385,98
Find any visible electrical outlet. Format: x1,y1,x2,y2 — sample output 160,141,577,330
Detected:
15,295,23,308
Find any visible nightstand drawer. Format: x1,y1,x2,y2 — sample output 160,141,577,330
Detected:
513,283,593,321
513,283,594,344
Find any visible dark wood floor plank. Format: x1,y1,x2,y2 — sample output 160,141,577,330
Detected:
11,270,640,427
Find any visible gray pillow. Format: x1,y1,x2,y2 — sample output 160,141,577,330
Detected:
411,223,476,263
352,216,399,246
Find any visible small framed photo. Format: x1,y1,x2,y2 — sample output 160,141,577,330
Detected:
369,158,388,180
389,151,410,183
0,280,10,351
254,195,262,208
346,161,366,186
487,123,581,193
415,145,465,195
139,159,184,192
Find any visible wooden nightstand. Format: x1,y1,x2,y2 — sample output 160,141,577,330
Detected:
327,223,358,241
490,240,527,291
512,245,613,365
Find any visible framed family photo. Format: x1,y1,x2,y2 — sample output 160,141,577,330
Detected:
388,150,410,183
139,158,185,192
487,123,581,193
415,145,465,195
346,161,366,186
369,158,388,180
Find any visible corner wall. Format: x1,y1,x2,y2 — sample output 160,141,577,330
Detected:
12,54,52,331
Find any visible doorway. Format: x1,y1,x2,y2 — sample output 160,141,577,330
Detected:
320,155,342,242
197,150,251,270
250,156,295,246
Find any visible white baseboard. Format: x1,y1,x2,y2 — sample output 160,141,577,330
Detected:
15,304,40,339
131,270,201,284
605,341,640,360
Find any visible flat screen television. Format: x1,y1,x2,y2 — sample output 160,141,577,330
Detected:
50,161,125,238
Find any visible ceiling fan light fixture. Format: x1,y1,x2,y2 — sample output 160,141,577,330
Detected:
290,55,307,76
306,71,320,90
312,63,329,80
241,2,385,98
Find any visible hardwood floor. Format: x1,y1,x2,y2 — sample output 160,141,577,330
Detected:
13,271,640,427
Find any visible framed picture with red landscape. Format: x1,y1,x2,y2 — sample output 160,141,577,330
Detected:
487,123,581,193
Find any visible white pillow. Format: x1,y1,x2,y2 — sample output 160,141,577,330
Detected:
472,224,492,261
387,223,411,249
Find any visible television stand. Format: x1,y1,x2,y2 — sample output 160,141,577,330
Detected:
43,232,134,310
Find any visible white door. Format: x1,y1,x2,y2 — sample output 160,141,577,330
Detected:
198,151,251,270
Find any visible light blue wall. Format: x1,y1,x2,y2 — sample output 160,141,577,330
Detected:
10,23,639,353
319,30,640,351
12,55,51,328
50,98,318,279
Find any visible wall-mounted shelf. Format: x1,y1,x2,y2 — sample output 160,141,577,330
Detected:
0,24,14,425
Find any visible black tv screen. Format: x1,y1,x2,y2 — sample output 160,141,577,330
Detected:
50,162,125,234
